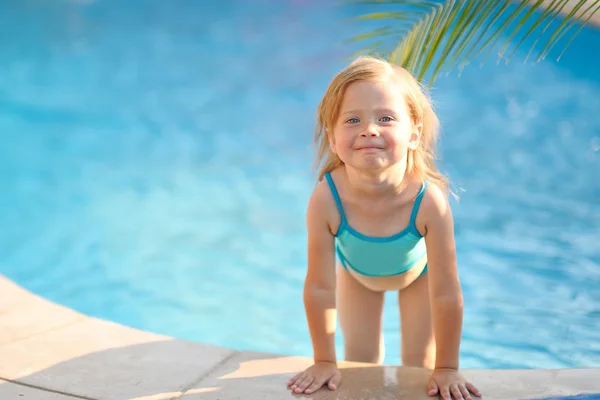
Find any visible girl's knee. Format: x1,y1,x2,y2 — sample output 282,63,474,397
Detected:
344,342,385,364
401,346,436,369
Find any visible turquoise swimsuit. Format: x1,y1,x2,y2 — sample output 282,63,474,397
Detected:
324,172,429,278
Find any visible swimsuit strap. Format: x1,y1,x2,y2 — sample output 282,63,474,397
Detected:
409,180,429,227
324,172,347,224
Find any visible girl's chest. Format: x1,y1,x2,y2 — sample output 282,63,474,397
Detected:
342,197,415,237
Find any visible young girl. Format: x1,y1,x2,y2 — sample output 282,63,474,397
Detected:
287,56,482,400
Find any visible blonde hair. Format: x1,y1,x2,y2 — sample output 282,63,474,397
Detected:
313,56,450,194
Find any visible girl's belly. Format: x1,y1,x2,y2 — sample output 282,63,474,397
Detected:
343,255,428,292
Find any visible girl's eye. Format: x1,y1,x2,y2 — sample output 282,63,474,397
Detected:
346,118,360,124
380,116,394,122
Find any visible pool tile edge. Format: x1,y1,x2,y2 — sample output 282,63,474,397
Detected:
0,275,86,346
1,276,599,400
186,350,600,400
0,276,237,400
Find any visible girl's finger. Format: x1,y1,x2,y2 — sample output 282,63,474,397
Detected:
304,378,326,394
450,383,464,400
329,372,342,390
428,378,439,396
287,372,304,388
294,375,314,393
440,386,452,400
466,382,482,397
460,383,472,400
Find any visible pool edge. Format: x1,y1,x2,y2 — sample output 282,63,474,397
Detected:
0,275,598,400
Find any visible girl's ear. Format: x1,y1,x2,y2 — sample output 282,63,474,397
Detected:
408,122,422,150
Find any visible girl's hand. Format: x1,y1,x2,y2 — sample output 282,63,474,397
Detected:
428,368,482,400
287,361,342,394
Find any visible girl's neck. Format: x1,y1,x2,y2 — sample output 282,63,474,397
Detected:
344,164,409,198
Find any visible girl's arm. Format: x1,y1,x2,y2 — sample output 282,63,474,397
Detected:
422,185,464,370
304,183,338,364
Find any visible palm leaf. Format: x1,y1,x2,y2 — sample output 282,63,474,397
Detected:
346,0,600,86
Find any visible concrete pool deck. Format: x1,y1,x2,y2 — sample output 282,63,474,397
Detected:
1,276,599,400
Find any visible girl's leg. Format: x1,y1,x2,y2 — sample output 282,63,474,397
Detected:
398,272,436,368
336,265,385,364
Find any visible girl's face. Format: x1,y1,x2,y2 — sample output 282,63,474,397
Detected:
330,78,421,173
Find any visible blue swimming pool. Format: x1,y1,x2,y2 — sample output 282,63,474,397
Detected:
1,0,599,369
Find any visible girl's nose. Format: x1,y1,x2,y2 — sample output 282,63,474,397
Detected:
361,125,380,137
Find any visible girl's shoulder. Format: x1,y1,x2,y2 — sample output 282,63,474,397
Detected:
307,169,345,236
313,166,348,207
421,179,450,213
415,179,453,235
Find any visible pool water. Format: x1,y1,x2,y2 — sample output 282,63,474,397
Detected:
1,0,599,369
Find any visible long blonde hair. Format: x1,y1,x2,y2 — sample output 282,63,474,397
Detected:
313,56,450,194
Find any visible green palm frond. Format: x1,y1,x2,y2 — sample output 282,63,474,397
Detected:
346,0,600,86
